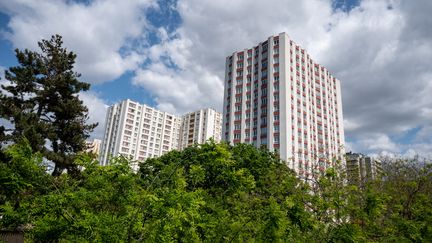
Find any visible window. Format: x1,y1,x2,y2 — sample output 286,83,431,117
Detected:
235,105,241,112
274,115,279,121
235,96,242,102
274,57,279,63
237,62,243,68
234,124,241,130
234,133,241,139
274,136,280,143
274,125,280,131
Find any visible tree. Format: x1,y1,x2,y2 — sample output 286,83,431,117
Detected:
0,35,97,176
1,140,431,241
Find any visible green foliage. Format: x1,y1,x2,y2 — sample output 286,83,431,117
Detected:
0,141,431,242
0,34,97,176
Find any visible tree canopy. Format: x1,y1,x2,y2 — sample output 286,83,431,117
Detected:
0,34,97,176
0,141,431,242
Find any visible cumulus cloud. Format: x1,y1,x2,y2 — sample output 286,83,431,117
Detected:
1,0,431,157
131,0,432,157
79,91,108,139
0,0,156,84
133,0,335,113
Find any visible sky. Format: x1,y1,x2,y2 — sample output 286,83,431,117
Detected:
0,0,431,158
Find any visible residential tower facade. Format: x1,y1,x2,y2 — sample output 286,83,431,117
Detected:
99,100,223,169
99,99,181,170
222,32,345,179
346,152,383,185
179,108,222,149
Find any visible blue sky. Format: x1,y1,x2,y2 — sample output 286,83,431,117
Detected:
1,0,431,157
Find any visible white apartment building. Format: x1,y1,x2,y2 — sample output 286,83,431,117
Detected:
99,100,223,169
346,152,383,185
179,108,222,149
222,32,345,179
85,139,102,156
99,99,181,170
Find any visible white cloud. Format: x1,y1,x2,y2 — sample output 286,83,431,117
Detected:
0,0,156,84
2,0,431,157
79,91,108,139
131,0,432,157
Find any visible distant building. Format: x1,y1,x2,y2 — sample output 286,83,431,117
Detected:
346,152,383,185
99,99,223,169
85,139,102,156
222,32,345,179
99,99,181,170
179,108,222,149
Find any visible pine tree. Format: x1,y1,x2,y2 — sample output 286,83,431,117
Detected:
0,34,97,176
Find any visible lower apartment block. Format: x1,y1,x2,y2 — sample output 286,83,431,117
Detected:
99,99,222,169
179,108,222,149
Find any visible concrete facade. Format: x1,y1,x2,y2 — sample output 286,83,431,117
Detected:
222,32,345,179
99,100,222,169
346,152,383,185
179,108,222,149
85,139,102,156
99,99,181,170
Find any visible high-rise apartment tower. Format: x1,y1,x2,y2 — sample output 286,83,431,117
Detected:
222,32,345,179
